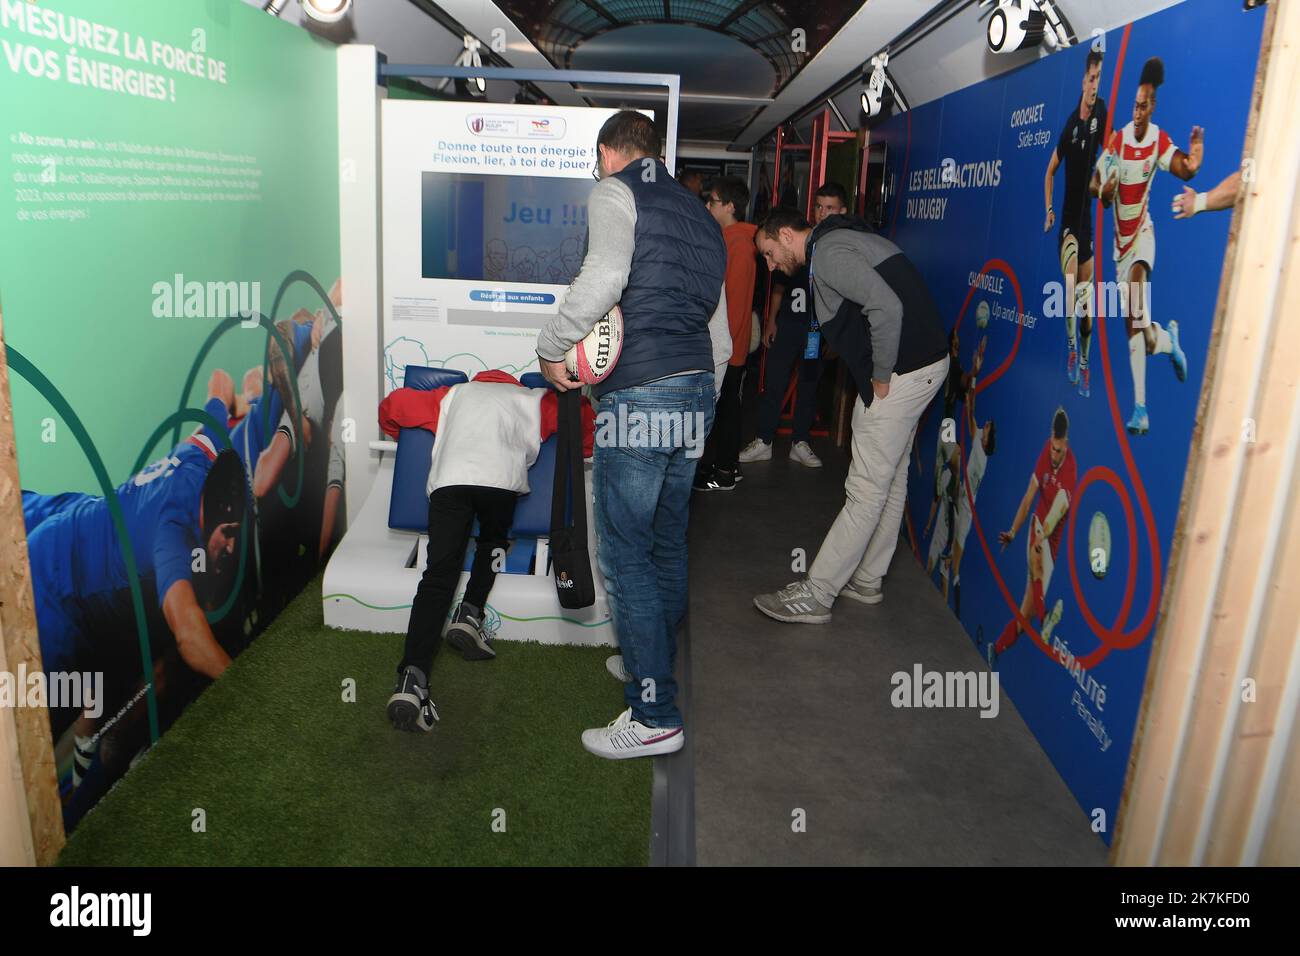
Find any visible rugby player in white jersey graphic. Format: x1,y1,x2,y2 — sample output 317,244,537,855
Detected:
1094,56,1203,435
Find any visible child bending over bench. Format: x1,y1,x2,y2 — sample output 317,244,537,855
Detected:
377,370,594,733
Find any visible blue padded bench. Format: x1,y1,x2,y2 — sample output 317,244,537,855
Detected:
388,366,557,575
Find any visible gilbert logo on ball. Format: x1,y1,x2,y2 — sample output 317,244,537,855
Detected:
565,305,624,384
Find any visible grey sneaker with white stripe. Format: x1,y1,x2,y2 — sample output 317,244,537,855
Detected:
753,579,833,624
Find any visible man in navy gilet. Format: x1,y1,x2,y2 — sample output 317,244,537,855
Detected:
537,111,730,759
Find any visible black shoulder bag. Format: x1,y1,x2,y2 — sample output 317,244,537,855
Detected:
549,389,596,608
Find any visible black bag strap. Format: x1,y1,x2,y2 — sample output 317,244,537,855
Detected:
550,390,569,534
550,389,586,537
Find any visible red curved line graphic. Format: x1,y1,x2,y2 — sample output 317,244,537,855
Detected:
953,260,1054,653
916,258,1024,440
968,259,1024,392
1066,467,1139,669
1091,23,1163,651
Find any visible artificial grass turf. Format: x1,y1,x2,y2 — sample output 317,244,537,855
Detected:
58,576,651,866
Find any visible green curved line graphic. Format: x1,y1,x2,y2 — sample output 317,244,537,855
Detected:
171,270,342,508
8,270,340,746
170,315,305,508
494,610,612,628
323,592,612,628
7,346,160,743
131,408,248,626
321,593,412,611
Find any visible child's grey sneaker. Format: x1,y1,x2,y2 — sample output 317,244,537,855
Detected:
445,602,495,660
387,665,440,732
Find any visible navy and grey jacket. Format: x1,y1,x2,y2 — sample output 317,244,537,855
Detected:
536,158,730,399
805,215,948,407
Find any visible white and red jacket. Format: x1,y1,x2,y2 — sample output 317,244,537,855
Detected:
378,371,595,495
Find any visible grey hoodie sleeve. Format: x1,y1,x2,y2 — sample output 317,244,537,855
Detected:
708,282,729,400
535,178,637,362
813,237,903,382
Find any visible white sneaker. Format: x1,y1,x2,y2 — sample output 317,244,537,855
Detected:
790,441,823,468
738,438,773,462
606,654,632,683
840,581,883,605
581,708,684,760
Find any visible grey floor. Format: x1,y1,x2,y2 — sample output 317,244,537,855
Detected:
685,435,1108,866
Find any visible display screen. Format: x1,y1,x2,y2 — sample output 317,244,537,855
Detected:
421,172,594,286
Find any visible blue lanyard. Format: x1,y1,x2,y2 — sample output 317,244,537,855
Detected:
806,241,820,332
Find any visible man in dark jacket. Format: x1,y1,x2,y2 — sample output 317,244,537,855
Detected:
752,208,949,623
537,110,730,758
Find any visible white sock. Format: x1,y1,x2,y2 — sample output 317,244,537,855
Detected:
1129,333,1146,406
1076,283,1092,362
1066,310,1077,348
1152,322,1172,355
72,733,96,786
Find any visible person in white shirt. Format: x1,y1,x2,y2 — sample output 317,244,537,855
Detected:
377,371,594,733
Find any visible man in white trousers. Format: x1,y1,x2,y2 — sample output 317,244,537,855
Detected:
751,208,950,623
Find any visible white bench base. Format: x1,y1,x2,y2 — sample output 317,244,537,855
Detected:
322,451,614,647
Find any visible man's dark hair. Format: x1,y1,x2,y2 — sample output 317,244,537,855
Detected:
1085,49,1104,73
202,449,247,544
712,175,750,218
756,206,811,239
597,110,661,159
1052,407,1070,440
984,419,997,456
815,182,849,208
1139,56,1164,91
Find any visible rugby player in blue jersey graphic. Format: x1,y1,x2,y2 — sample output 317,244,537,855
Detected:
22,395,247,827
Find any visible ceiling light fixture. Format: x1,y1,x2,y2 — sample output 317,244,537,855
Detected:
982,1,1068,54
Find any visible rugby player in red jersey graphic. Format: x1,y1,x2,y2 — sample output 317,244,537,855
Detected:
987,408,1077,667
1094,56,1203,435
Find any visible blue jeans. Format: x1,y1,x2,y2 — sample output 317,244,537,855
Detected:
593,371,714,728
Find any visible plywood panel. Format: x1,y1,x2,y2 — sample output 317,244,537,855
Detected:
0,304,65,865
1114,0,1300,865
0,612,36,866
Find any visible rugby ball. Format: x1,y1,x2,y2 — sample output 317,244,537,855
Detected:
1088,510,1111,580
975,300,990,329
1101,149,1120,187
565,305,624,384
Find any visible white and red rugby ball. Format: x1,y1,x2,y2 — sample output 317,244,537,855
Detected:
565,305,624,384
